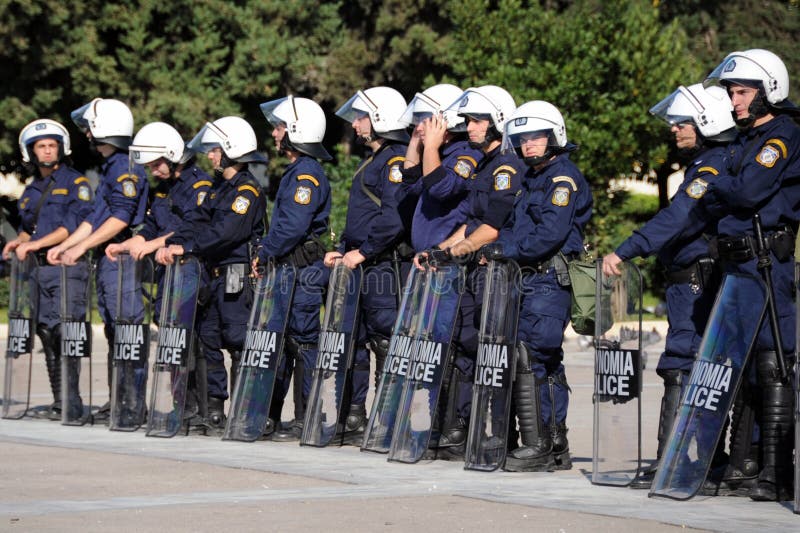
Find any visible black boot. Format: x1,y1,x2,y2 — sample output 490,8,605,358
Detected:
341,403,367,445
206,396,226,432
702,384,758,496
435,362,470,461
632,368,683,489
504,345,554,472
36,325,63,420
548,372,572,471
750,352,794,502
274,344,307,442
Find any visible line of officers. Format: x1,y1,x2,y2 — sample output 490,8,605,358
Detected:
4,48,799,490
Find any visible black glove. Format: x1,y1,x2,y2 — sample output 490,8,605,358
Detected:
428,247,452,266
480,243,505,261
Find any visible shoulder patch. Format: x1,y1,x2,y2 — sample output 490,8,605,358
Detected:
297,174,320,187
493,165,518,176
117,173,138,183
494,172,511,191
74,176,90,185
454,157,475,179
552,176,577,192
237,184,259,196
696,166,719,176
387,156,405,166
294,185,312,205
51,188,68,196
78,185,91,201
551,186,571,206
389,163,403,183
193,180,212,189
197,191,207,206
756,145,780,168
764,138,788,158
685,178,708,199
231,195,251,215
121,179,137,198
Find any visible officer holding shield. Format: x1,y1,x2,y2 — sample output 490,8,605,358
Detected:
3,119,94,419
47,98,148,421
157,116,267,430
256,96,332,441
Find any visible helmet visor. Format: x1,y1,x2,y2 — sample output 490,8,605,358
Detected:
335,91,375,123
260,96,293,128
502,116,559,153
649,87,701,127
70,102,93,132
186,122,224,154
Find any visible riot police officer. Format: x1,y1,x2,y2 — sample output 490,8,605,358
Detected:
3,119,93,419
157,116,267,431
426,86,521,459
47,98,148,421
484,100,593,471
256,96,332,441
106,121,212,427
399,83,482,251
703,49,800,501
324,86,410,444
602,84,737,488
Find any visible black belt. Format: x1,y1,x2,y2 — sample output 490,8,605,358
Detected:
665,258,716,287
716,225,795,263
529,252,580,273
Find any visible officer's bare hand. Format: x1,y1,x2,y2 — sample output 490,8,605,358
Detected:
602,252,623,277
342,249,365,269
46,245,64,265
250,258,264,279
14,241,37,261
3,238,21,260
157,244,184,266
60,245,86,266
105,243,125,262
422,114,448,152
324,251,343,268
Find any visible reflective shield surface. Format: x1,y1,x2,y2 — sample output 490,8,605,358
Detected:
60,261,93,425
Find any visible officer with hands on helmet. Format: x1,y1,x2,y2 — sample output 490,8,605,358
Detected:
399,83,482,252
481,100,592,472
46,98,148,421
3,119,94,419
254,95,332,441
602,84,737,488
702,49,800,502
157,116,267,431
106,122,211,262
422,85,522,459
323,86,410,444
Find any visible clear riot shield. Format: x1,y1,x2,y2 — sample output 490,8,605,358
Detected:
146,256,201,438
223,263,297,442
650,273,766,500
110,253,154,431
60,261,93,425
2,255,38,419
592,260,644,486
796,261,800,515
301,261,362,447
362,267,426,453
464,259,521,471
388,263,464,464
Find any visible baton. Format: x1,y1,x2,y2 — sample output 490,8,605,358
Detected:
752,214,788,381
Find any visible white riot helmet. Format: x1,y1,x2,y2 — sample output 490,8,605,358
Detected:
71,98,134,150
187,116,267,165
336,86,410,142
503,101,571,166
260,95,332,160
398,83,466,132
706,49,791,107
19,119,71,165
130,122,188,167
650,84,737,142
448,85,516,135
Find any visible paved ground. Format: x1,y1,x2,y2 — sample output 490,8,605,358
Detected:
1,324,799,532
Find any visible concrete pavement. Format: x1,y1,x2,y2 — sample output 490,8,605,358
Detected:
1,326,798,532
